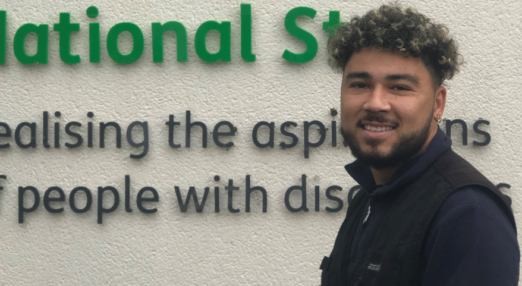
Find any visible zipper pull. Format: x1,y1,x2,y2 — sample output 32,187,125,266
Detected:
362,198,372,225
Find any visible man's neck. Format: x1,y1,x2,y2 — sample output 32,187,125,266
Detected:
370,166,399,185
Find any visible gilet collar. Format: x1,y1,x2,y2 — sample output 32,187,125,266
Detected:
344,127,452,198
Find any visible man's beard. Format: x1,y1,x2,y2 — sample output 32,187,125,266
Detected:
341,112,433,170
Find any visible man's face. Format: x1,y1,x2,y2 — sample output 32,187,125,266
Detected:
341,48,446,169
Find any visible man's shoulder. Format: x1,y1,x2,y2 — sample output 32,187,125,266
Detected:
430,150,515,223
421,185,520,286
424,183,516,242
432,150,496,190
433,185,513,226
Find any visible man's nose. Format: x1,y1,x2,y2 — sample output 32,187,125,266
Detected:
362,85,391,112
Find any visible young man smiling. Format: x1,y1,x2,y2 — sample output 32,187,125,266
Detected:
320,5,519,286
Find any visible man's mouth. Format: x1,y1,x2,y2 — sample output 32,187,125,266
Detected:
359,119,398,132
362,125,395,132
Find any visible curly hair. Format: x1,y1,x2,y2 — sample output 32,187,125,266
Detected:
328,5,461,86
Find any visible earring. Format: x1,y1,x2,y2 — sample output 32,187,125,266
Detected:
435,115,442,123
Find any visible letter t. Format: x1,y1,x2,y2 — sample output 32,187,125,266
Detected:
323,11,343,38
53,13,80,64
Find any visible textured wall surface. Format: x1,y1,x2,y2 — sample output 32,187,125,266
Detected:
0,0,521,285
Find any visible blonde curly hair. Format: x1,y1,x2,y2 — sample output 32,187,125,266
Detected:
328,4,461,86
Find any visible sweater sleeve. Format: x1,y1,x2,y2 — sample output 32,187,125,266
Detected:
421,185,520,286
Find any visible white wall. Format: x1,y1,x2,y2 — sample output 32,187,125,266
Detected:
0,0,521,285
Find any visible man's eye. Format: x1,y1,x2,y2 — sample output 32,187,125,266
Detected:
391,85,409,91
350,83,367,88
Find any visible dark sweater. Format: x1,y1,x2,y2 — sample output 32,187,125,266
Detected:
344,127,519,285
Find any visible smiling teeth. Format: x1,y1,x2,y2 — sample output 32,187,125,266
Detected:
363,125,394,132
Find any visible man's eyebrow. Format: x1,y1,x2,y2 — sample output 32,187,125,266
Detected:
385,73,420,86
346,72,372,80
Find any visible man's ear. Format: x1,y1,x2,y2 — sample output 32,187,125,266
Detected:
434,85,447,118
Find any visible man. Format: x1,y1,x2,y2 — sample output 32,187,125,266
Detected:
320,5,519,286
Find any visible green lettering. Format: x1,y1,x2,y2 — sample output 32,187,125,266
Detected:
151,21,188,63
195,21,231,63
0,11,6,64
240,4,255,62
53,13,80,64
13,23,49,64
86,6,99,19
89,23,100,63
282,7,317,63
106,23,144,64
323,11,343,39
86,6,100,63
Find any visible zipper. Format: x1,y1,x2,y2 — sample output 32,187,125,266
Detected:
362,196,373,225
344,193,373,285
